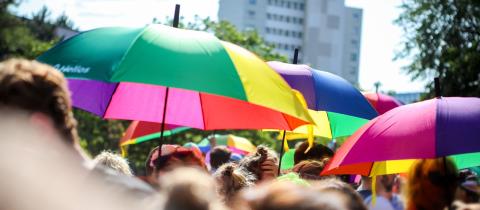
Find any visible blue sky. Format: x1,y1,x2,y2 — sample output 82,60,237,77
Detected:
14,0,427,93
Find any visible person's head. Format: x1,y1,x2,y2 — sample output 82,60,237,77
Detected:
238,145,278,182
311,178,368,210
407,158,459,210
145,145,206,185
0,58,78,146
456,170,480,203
294,142,334,165
92,151,132,176
213,162,255,205
292,158,330,180
155,167,226,210
232,181,346,210
210,146,232,170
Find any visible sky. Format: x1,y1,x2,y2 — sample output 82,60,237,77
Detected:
14,0,426,93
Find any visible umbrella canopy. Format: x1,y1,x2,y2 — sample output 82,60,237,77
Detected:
322,152,480,177
197,134,256,154
120,121,189,146
267,61,376,139
38,24,313,129
363,92,403,115
324,97,480,173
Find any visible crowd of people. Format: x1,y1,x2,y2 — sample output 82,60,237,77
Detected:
1,58,479,210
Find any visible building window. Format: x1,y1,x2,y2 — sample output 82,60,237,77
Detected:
248,10,256,18
279,15,284,21
293,2,298,9
268,0,272,5
285,30,290,36
351,39,358,45
298,32,303,38
299,3,305,10
327,15,340,29
298,18,304,24
286,16,290,23
286,1,291,8
267,13,271,19
353,13,360,19
249,0,256,5
266,27,271,33
350,53,358,61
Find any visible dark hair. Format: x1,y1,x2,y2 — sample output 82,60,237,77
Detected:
210,146,232,170
292,159,330,180
145,145,205,176
0,59,78,145
294,142,333,165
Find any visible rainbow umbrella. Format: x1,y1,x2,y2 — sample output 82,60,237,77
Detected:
267,61,377,140
323,97,480,175
322,153,480,177
119,121,189,147
197,134,256,155
38,25,313,130
363,92,403,115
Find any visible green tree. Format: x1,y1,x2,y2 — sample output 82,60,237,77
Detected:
395,0,480,98
155,16,288,62
0,1,53,59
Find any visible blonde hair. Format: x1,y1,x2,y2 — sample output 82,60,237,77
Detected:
214,163,255,205
92,151,133,176
0,58,78,145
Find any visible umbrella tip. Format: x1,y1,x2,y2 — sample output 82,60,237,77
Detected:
173,4,181,28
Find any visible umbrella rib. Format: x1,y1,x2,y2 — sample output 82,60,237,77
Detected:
199,93,207,130
102,83,120,118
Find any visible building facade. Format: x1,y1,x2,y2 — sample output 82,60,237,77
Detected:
218,0,362,85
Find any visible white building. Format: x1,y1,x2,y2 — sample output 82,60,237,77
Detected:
218,0,362,85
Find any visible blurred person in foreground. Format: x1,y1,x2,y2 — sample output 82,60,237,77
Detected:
210,146,232,173
311,178,368,210
406,158,458,210
92,151,133,176
0,58,87,161
232,180,348,210
145,144,207,187
0,109,144,210
238,145,279,183
0,59,155,198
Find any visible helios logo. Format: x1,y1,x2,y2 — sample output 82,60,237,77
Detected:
54,64,91,74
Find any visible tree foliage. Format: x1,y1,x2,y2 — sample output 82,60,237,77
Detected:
0,1,53,59
395,0,480,97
